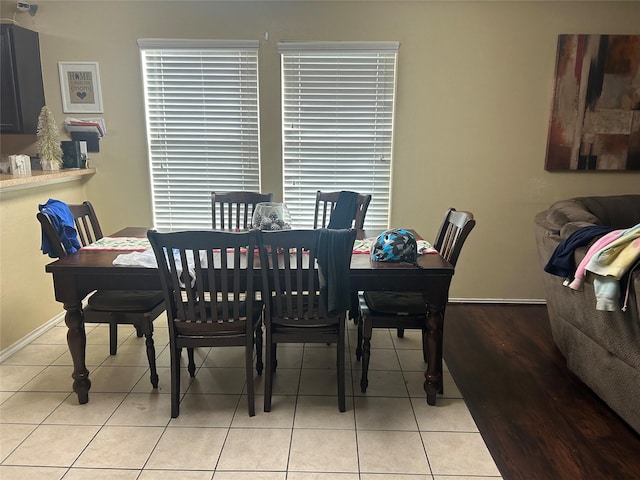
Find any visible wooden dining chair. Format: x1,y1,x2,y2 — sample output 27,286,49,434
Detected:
147,229,264,417
314,190,372,327
356,208,476,395
211,191,273,230
313,190,372,240
258,228,357,412
37,201,164,388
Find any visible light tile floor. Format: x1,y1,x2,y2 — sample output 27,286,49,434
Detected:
0,315,502,479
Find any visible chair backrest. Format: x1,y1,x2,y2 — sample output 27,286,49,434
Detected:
433,208,476,267
212,191,273,230
37,211,67,258
67,201,104,246
313,190,372,235
258,228,356,324
258,229,326,324
147,229,258,336
37,200,103,257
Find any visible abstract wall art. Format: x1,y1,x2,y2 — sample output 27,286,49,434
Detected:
545,34,640,171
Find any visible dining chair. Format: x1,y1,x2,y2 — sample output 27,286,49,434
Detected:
147,229,264,417
314,190,372,327
37,200,164,388
258,228,357,412
356,208,476,394
211,191,273,231
313,190,372,240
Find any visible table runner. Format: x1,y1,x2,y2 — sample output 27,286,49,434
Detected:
81,236,150,251
84,235,437,255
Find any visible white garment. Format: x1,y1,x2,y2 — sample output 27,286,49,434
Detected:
113,248,207,287
113,249,157,268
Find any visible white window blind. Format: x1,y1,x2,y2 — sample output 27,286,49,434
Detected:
138,39,260,230
280,42,398,233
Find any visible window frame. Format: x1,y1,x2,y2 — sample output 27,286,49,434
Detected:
138,38,261,230
279,41,399,233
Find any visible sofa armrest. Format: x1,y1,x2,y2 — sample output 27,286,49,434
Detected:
544,199,601,234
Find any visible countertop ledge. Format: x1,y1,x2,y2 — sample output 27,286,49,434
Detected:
0,168,96,192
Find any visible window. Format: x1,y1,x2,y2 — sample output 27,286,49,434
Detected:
138,39,260,229
280,42,399,233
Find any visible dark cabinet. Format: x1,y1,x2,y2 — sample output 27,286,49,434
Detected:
1,24,45,134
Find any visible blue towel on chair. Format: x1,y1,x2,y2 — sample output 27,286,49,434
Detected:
327,191,359,229
39,198,81,257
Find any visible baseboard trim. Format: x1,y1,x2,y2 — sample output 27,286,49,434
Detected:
0,298,546,361
0,312,66,363
449,298,546,305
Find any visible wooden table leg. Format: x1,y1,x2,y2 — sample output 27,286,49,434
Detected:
64,303,91,404
424,303,444,406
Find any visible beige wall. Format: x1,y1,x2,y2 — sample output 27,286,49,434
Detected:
0,182,88,350
1,1,639,350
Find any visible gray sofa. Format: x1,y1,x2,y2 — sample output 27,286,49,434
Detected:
534,195,640,433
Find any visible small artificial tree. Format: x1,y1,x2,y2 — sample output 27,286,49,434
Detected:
36,106,63,170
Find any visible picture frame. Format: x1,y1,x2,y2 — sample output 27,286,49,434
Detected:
58,62,103,113
544,35,640,171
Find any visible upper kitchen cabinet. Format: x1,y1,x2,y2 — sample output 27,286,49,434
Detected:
1,24,45,134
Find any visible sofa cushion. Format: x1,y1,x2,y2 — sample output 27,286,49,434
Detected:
546,195,640,236
578,195,640,228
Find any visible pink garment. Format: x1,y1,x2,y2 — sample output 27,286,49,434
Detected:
568,229,624,291
586,225,640,311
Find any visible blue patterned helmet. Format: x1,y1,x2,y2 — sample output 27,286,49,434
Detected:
371,228,417,263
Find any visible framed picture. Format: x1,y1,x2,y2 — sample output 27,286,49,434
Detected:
58,62,103,113
545,35,640,171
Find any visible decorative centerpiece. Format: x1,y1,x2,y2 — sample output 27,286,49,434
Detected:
36,106,63,170
251,202,292,231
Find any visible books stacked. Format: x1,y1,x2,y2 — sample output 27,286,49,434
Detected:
64,117,106,137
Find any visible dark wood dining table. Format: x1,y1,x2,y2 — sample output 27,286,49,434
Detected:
45,227,455,406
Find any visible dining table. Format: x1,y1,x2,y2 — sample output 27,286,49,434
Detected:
44,227,455,406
